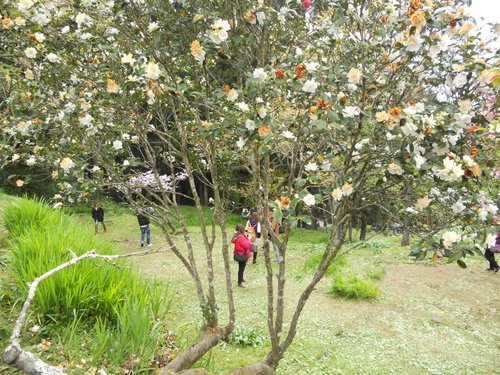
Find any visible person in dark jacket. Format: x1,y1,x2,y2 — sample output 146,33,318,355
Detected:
92,202,106,235
136,207,152,247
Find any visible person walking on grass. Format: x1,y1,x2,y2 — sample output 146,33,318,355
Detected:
267,208,283,263
136,207,153,247
92,202,107,235
232,224,252,288
245,211,261,264
485,218,499,273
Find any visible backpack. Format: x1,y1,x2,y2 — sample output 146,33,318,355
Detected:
246,223,257,242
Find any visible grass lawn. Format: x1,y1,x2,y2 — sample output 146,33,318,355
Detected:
1,196,499,374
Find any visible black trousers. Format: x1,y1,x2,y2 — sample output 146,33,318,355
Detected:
485,248,499,269
238,261,247,284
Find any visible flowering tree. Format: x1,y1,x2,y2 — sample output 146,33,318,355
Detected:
1,0,499,373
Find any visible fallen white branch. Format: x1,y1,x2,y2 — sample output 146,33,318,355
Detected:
3,246,169,374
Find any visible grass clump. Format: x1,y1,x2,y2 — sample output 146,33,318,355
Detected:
368,268,387,281
296,244,347,279
330,275,381,300
2,197,174,372
227,325,267,348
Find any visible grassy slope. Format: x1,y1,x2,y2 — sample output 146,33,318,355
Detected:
1,193,499,374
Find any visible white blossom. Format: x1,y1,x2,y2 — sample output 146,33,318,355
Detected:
46,53,59,63
405,34,423,52
331,188,343,201
209,19,231,44
387,162,404,175
302,79,318,93
18,0,34,12
305,62,319,72
75,12,92,27
121,53,136,65
256,11,266,25
342,183,353,196
226,89,238,101
25,47,37,59
435,157,464,182
347,67,362,84
453,73,468,88
112,140,123,150
485,234,497,248
253,68,267,82
415,196,431,211
342,106,360,118
451,200,466,214
414,154,426,170
147,22,159,32
236,137,245,149
236,102,249,112
282,130,296,141
144,61,160,80
32,12,49,26
303,193,316,206
79,113,94,126
442,231,461,249
59,157,75,171
305,162,318,172
33,32,45,42
245,119,256,131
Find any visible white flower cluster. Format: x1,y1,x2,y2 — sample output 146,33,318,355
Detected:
209,19,231,44
127,170,188,192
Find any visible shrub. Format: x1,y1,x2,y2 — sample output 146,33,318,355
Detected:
329,275,381,300
227,325,267,348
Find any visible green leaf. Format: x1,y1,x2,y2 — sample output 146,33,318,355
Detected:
456,259,467,269
310,119,327,129
409,244,421,256
328,111,340,122
273,210,283,224
415,251,427,261
300,215,312,225
447,251,463,263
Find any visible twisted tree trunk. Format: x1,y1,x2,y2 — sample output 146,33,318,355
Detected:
160,325,233,375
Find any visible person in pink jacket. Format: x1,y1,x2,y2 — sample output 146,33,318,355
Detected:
231,224,252,288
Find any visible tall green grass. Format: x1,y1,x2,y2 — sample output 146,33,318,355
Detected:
329,275,381,300
2,197,174,370
296,244,347,279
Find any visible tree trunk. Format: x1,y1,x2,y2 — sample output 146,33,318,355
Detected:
348,220,352,242
160,325,233,375
227,363,275,375
401,179,413,246
202,181,208,206
311,206,318,230
359,215,367,241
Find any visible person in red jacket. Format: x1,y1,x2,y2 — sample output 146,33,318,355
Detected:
232,224,252,288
